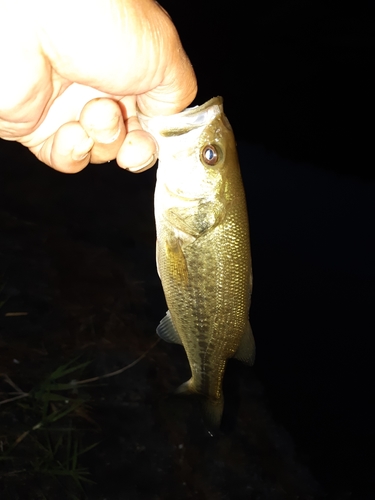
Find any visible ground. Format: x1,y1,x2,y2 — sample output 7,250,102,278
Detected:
0,141,327,500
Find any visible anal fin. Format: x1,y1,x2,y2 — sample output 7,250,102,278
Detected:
233,321,256,365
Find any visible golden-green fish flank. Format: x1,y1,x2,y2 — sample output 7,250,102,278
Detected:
138,97,255,432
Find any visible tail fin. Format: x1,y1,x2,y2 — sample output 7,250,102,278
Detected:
201,394,224,436
175,378,224,436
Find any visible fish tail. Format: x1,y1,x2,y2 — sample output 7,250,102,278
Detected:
201,394,224,436
175,379,224,436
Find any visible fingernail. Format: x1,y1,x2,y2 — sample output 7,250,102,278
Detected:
127,154,157,173
72,137,94,161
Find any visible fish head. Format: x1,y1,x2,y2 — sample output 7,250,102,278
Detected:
138,97,238,204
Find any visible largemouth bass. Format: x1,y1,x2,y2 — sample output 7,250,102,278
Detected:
138,97,255,432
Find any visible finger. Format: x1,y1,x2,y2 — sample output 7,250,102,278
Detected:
116,114,158,173
79,98,126,164
32,121,94,173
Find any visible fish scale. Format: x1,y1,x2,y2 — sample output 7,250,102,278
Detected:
138,97,255,432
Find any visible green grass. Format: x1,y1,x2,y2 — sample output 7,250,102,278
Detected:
0,357,99,500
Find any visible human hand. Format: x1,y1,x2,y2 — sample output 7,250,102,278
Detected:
0,0,197,173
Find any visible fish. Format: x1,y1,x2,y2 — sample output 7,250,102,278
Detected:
138,97,255,432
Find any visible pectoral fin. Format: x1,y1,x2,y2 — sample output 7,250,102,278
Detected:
156,310,182,345
165,237,189,286
233,321,256,365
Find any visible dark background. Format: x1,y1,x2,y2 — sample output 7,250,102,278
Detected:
180,0,374,180
0,1,374,499
165,2,375,495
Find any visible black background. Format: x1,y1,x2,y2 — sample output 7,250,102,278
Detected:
0,1,374,498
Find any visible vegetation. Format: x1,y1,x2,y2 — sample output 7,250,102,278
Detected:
0,358,99,500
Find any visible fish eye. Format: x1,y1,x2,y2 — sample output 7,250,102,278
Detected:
201,144,220,166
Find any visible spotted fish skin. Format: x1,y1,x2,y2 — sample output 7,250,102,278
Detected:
138,97,255,431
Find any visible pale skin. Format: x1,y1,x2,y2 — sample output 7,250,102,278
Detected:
0,0,197,173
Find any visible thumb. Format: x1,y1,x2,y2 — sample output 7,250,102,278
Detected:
136,11,197,117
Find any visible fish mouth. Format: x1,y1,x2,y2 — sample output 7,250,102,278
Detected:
179,96,223,117
137,97,224,138
160,97,223,137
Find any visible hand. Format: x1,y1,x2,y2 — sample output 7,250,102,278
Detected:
0,0,197,173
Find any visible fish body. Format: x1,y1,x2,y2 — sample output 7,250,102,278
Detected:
138,97,255,431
